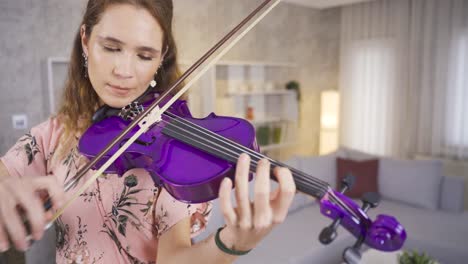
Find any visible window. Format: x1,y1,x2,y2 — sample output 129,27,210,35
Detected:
446,31,468,152
341,39,396,156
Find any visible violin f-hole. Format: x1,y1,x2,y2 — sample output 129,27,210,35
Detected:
119,136,157,147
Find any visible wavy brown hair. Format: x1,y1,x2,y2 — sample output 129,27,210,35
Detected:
56,0,181,157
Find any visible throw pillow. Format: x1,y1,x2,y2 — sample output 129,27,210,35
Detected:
336,158,379,198
379,158,442,210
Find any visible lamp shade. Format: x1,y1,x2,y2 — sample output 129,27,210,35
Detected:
320,91,340,129
320,90,340,154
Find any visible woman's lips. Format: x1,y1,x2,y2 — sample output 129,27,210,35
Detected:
107,84,132,96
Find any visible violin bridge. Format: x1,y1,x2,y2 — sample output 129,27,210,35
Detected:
138,105,162,131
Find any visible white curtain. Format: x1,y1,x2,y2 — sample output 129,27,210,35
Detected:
339,0,468,159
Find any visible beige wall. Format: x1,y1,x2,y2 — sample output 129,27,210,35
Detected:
173,1,341,158
0,1,340,158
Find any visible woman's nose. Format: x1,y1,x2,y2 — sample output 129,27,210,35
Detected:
112,53,134,79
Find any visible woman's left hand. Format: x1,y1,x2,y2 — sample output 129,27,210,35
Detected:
218,153,296,252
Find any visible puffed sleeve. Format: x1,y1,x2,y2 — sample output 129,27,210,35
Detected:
0,118,62,178
154,188,212,239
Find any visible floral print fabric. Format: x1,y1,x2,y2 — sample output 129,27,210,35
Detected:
0,118,212,264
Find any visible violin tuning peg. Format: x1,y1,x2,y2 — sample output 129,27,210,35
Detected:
319,225,338,245
319,217,341,245
343,246,362,264
343,235,365,264
343,174,356,189
361,192,380,212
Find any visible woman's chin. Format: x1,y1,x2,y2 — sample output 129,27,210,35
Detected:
98,90,143,108
102,97,134,109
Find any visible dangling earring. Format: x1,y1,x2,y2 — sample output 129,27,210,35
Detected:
150,66,161,88
150,79,157,88
82,52,88,78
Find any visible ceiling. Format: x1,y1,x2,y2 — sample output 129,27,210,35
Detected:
282,0,373,9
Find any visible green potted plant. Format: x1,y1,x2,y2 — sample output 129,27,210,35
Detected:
285,80,301,128
285,80,301,101
398,250,439,264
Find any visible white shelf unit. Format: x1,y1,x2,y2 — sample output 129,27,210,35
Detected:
181,60,299,155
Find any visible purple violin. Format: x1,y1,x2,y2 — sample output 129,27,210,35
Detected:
77,93,406,258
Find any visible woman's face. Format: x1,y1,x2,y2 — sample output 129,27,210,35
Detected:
81,4,164,108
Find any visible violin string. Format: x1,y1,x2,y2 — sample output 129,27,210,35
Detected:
158,119,321,195
153,115,359,219
155,117,359,219
159,112,329,196
162,112,330,190
328,191,360,220
157,116,325,196
162,115,336,197
161,113,360,220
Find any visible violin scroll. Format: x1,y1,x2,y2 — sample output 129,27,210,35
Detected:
319,181,406,264
342,202,406,264
366,214,406,251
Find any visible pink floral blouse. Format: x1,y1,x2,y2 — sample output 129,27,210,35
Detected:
0,117,212,264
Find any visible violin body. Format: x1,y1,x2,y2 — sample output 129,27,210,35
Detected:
79,98,259,203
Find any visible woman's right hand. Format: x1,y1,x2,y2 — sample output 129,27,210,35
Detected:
0,175,66,252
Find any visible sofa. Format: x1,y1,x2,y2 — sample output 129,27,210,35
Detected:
195,147,468,264
24,148,468,264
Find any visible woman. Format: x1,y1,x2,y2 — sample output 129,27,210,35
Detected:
0,0,296,263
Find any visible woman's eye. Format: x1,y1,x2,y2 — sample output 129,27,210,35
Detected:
103,46,120,52
138,54,153,61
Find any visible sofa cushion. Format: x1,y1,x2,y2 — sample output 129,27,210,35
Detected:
440,176,465,213
299,153,337,189
336,158,379,198
379,158,443,210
